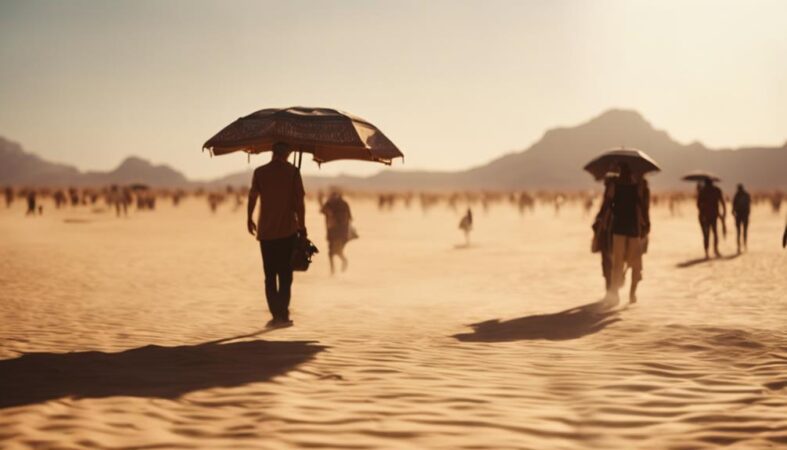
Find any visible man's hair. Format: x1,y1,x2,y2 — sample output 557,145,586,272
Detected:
272,142,292,157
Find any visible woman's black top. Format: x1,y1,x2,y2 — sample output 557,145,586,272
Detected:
612,183,639,237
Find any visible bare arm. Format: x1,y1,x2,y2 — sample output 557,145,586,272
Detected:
247,184,259,236
731,193,738,217
295,171,306,235
719,190,727,218
642,184,651,234
783,223,786,248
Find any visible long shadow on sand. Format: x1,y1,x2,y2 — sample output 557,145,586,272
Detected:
453,300,622,343
0,333,325,409
676,253,741,268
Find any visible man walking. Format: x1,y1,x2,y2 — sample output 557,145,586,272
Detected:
247,143,307,326
4,187,12,208
459,208,473,246
697,179,726,259
732,183,751,253
25,190,37,216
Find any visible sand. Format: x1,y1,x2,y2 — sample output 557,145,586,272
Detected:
1,197,786,450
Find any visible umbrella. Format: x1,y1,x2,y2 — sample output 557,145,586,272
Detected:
583,147,660,181
682,170,721,182
203,107,403,166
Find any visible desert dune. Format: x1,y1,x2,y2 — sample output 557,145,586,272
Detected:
1,196,786,449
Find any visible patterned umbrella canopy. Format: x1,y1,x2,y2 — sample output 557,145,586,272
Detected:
203,107,403,165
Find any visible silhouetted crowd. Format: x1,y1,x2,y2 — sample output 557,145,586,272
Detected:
3,184,783,223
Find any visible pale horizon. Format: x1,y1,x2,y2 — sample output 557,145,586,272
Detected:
2,0,786,180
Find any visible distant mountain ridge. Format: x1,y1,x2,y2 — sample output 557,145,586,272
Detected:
81,156,189,187
2,109,786,190
0,137,188,187
217,109,787,191
0,137,82,186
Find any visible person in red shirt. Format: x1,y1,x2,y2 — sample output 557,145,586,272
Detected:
246,142,307,326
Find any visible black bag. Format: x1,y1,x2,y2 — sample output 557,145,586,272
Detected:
285,166,318,271
291,232,319,271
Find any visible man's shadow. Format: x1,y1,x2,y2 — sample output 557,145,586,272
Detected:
453,300,622,343
676,252,741,268
0,332,325,409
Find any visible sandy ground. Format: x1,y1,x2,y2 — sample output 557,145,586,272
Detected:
1,196,786,450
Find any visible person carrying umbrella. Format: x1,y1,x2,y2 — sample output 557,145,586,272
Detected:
584,148,657,304
246,142,306,327
203,106,403,326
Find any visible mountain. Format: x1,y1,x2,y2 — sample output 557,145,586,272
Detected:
81,157,189,187
2,109,786,190
0,137,188,188
0,137,82,185
277,109,786,191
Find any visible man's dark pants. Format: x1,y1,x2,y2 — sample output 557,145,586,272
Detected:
700,215,719,253
260,235,295,320
735,213,749,249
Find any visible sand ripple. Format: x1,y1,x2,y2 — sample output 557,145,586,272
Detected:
1,201,786,449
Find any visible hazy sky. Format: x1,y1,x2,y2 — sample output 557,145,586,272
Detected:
1,0,786,179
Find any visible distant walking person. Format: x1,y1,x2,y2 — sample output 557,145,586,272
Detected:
110,186,122,217
25,190,37,216
459,208,473,245
732,184,751,253
607,163,650,304
4,187,12,208
782,217,786,248
320,188,353,274
247,142,306,327
697,179,726,258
